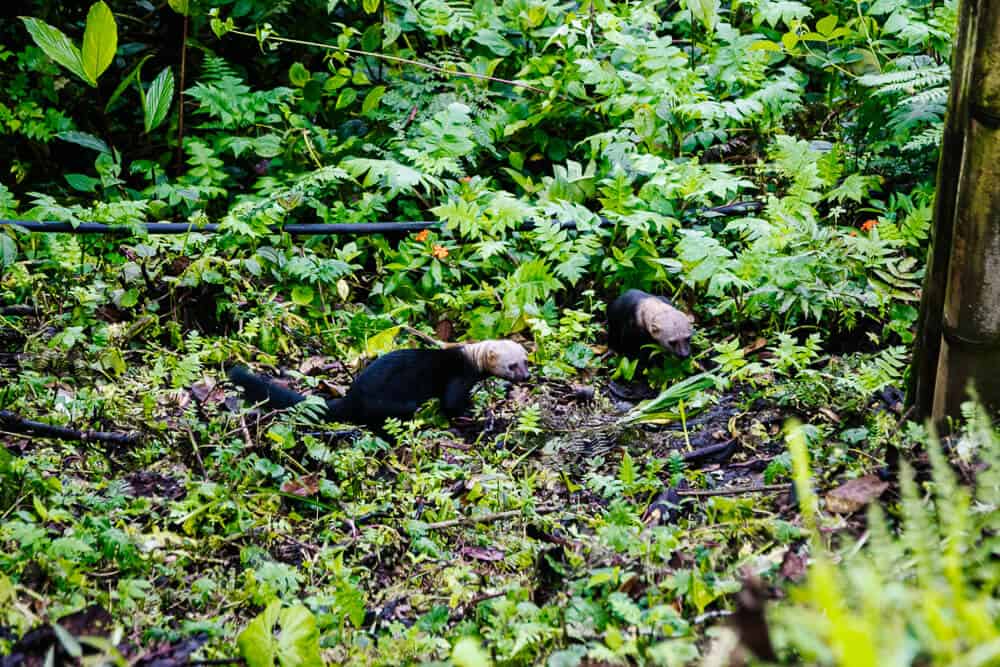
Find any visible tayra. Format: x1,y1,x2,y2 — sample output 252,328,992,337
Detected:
228,340,530,429
607,289,694,360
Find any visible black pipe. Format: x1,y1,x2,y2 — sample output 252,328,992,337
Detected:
0,202,764,236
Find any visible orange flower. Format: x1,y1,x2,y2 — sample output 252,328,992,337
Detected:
460,176,472,183
432,244,449,259
861,219,879,233
849,231,858,236
414,229,430,242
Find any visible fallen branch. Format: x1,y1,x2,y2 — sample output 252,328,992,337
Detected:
0,411,140,447
423,505,560,530
0,305,39,317
676,484,791,498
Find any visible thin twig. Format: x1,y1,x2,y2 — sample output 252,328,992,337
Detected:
228,30,549,95
423,505,560,530
676,484,791,498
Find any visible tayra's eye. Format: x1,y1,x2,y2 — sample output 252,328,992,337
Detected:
509,363,518,371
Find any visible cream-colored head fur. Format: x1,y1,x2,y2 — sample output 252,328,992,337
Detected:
636,298,694,358
462,340,530,380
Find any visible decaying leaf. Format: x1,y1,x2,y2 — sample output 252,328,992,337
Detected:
825,475,889,514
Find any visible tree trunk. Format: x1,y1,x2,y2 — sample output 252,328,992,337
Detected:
921,0,1000,420
908,0,981,419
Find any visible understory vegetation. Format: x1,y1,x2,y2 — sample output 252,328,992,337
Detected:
1,0,997,665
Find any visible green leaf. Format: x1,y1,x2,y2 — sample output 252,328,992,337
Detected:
366,326,400,357
619,450,636,487
168,0,189,15
291,285,314,306
51,623,82,658
816,14,838,36
336,88,357,110
276,606,322,667
685,0,720,30
81,1,117,84
20,17,89,84
105,54,152,113
781,31,799,51
289,62,310,87
57,131,110,154
143,67,174,133
749,39,782,52
362,85,386,113
253,134,283,158
0,236,16,269
64,173,101,192
452,637,493,667
237,600,281,667
363,0,380,13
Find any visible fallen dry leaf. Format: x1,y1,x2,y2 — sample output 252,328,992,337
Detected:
460,546,505,562
299,356,328,375
825,475,889,514
779,548,807,582
281,473,321,497
191,377,226,404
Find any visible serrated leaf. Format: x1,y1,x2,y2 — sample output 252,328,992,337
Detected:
143,66,174,133
82,1,117,84
362,85,386,113
20,17,90,84
0,236,16,269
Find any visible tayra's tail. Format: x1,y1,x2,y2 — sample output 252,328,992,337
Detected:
228,365,307,410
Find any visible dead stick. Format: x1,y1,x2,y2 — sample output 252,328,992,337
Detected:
423,505,560,530
676,484,790,498
0,411,140,446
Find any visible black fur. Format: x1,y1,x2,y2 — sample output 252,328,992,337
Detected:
228,348,487,429
607,289,681,358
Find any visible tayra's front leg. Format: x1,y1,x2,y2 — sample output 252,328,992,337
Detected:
441,377,474,417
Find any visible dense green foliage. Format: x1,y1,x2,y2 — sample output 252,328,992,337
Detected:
1,0,997,665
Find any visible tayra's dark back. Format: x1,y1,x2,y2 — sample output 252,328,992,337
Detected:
228,340,530,430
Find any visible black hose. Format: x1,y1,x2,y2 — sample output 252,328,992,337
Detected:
0,202,763,236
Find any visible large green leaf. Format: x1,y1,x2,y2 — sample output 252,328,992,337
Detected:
81,1,117,84
237,600,280,667
20,17,89,84
276,606,322,667
143,67,175,133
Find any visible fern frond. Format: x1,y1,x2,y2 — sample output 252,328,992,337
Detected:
200,53,240,83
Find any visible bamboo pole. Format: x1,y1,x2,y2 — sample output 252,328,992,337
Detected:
930,0,1000,420
908,0,982,418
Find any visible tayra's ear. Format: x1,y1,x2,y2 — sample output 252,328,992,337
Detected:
686,313,695,323
487,349,499,368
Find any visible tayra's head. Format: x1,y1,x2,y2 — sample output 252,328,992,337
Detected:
463,340,531,381
637,297,694,358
